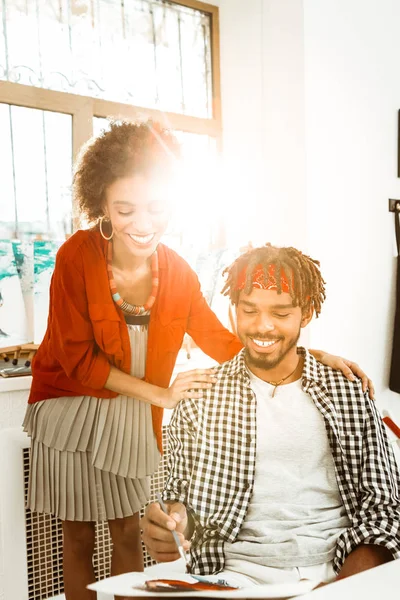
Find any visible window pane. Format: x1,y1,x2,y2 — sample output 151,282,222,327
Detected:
0,0,213,118
174,130,217,160
93,116,109,138
0,103,72,240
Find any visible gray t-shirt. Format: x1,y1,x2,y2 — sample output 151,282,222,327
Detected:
224,371,350,568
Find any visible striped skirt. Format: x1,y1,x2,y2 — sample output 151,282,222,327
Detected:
23,324,160,522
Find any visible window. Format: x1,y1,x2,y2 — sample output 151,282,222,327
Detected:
0,0,222,242
1,0,214,117
0,104,72,240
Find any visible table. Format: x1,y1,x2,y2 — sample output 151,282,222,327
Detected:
301,558,400,600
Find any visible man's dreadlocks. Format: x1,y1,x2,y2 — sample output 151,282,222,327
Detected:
222,243,326,317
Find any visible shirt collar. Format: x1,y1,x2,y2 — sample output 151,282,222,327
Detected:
297,346,325,384
222,349,249,380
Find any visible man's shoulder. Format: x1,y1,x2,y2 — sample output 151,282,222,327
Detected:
174,354,245,419
320,365,366,399
301,348,367,403
218,350,246,376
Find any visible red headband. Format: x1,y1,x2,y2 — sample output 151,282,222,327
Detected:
236,264,293,293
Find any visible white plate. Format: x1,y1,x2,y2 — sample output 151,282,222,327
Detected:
88,571,317,598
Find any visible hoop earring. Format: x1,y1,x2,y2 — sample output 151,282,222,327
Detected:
99,215,113,240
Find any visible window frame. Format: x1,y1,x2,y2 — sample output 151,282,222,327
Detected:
0,0,222,232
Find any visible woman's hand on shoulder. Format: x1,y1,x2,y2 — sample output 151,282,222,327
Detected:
161,367,218,409
310,350,375,400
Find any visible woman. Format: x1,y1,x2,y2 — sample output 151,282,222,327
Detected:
23,121,372,600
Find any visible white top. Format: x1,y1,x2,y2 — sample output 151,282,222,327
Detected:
224,371,350,568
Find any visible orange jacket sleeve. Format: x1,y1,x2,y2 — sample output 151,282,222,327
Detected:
47,246,111,389
186,270,243,363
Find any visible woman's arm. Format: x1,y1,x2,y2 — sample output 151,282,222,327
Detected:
104,365,217,409
48,247,112,389
310,349,375,399
49,246,216,409
185,271,242,362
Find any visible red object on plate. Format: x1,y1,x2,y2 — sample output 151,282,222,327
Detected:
144,579,237,592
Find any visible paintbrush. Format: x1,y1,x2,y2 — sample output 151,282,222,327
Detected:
156,492,189,567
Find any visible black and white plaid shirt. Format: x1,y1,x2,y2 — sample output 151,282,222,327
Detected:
163,348,400,575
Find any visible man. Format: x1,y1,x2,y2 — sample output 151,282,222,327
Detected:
141,244,400,586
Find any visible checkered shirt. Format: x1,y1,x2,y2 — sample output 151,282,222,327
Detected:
163,348,400,575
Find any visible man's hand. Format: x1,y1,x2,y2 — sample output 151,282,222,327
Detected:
140,501,190,563
337,544,393,580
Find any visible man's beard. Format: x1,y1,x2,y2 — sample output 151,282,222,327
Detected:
244,329,301,371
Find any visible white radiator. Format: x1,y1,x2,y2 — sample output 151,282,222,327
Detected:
0,427,168,600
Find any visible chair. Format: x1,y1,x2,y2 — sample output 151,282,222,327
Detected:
382,410,400,467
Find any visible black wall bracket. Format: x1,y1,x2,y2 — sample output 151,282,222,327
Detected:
389,199,400,212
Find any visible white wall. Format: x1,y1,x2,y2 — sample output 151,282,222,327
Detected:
303,0,400,420
214,0,400,420
215,0,307,250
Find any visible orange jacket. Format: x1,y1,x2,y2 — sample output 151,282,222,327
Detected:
29,228,243,451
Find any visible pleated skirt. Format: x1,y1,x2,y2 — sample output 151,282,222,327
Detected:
23,324,160,522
